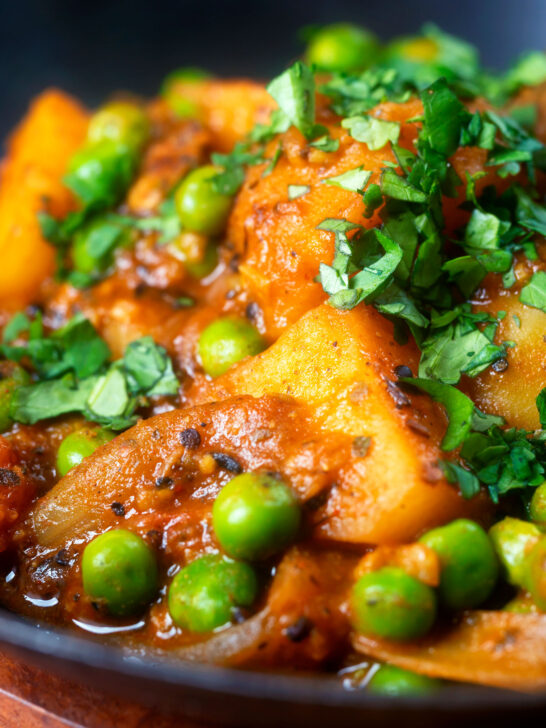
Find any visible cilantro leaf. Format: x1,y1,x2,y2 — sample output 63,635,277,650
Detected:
380,169,427,202
520,271,546,312
266,61,318,140
85,368,131,425
123,337,179,396
341,115,400,150
320,228,402,310
2,313,31,345
401,377,474,450
287,184,310,200
537,388,546,428
461,427,546,502
211,143,265,196
419,325,508,384
363,183,383,217
310,135,339,152
420,78,469,156
3,313,180,430
440,460,481,499
323,166,372,192
11,376,98,425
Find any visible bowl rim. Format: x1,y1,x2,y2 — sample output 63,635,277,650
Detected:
0,607,543,713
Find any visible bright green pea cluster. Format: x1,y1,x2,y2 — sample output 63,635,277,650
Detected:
306,23,380,73
165,472,301,633
0,364,30,433
57,427,115,477
198,316,265,377
82,529,158,616
167,554,257,632
351,519,499,642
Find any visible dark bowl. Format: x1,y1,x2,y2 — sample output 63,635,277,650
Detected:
1,1,546,724
0,607,543,727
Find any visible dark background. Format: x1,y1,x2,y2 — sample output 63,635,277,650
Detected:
0,0,545,141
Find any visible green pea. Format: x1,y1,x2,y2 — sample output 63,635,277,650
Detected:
175,165,233,236
530,483,546,529
57,427,115,477
503,593,536,614
82,529,158,616
198,316,265,377
420,519,498,610
0,364,30,433
161,68,211,118
525,537,546,610
367,664,441,696
384,36,440,65
72,216,131,275
184,241,218,279
306,23,380,73
489,517,541,588
212,472,301,561
87,101,150,152
168,553,257,632
65,139,136,208
351,567,436,641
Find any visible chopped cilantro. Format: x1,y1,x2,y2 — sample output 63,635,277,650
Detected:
322,166,372,192
362,183,383,218
420,78,469,156
341,115,400,150
310,135,340,152
440,461,481,499
520,271,546,312
319,226,402,310
287,184,310,200
211,144,265,196
3,314,179,429
266,61,321,140
380,168,427,202
537,389,546,428
401,378,474,450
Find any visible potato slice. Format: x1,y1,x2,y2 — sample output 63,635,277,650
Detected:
192,303,486,544
468,249,546,430
0,91,88,309
26,395,346,551
354,611,546,692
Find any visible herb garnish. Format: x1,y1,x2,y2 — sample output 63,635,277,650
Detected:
2,314,179,429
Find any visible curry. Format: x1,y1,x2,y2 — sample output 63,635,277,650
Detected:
0,23,545,697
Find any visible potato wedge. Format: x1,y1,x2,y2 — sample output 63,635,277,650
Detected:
354,611,546,691
0,91,88,308
192,303,486,544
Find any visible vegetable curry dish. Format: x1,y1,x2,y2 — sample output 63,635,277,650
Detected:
0,23,546,697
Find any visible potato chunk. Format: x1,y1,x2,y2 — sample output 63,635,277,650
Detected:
354,611,546,691
0,91,88,309
193,303,486,544
468,249,546,430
